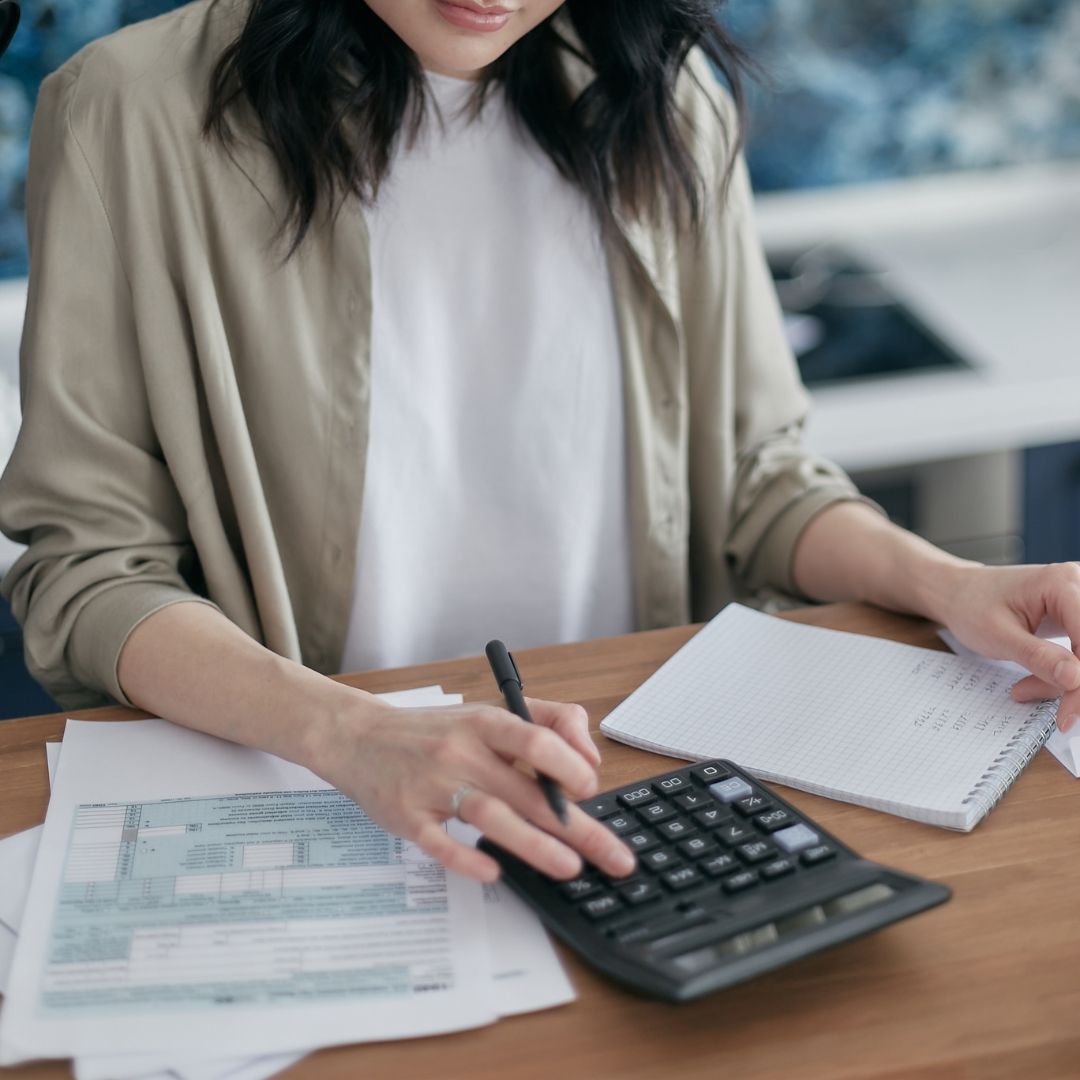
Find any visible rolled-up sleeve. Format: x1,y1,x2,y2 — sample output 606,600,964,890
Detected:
0,69,214,708
678,58,879,610
716,157,879,596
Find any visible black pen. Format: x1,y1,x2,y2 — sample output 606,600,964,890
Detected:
485,639,569,825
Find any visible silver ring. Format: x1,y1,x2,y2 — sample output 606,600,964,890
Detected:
449,784,473,818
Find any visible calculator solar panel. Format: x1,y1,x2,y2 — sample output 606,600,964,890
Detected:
479,760,950,1002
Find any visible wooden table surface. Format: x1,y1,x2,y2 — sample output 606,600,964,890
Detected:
1,602,1078,1080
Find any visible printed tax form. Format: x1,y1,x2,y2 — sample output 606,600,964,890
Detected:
0,704,573,1067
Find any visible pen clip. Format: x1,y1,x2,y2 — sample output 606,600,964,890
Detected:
507,650,522,689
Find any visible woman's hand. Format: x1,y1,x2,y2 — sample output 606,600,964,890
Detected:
308,696,638,883
791,502,1080,732
932,561,1080,731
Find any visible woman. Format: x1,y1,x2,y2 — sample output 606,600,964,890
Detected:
1,0,1077,885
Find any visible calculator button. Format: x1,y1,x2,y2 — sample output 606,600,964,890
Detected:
754,807,798,833
578,794,620,819
604,813,638,836
599,866,641,886
617,785,656,809
735,839,778,865
581,894,623,920
624,830,660,854
710,777,754,803
619,879,663,906
674,791,711,812
715,821,754,845
699,852,738,877
661,865,704,892
637,801,677,825
693,807,731,830
721,870,760,894
774,824,821,853
691,763,731,786
559,876,600,901
652,773,691,797
677,836,717,860
642,848,682,873
800,844,837,866
656,818,696,841
760,857,797,880
734,793,772,817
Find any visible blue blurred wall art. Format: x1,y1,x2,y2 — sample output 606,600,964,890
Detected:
723,0,1080,191
0,0,1078,276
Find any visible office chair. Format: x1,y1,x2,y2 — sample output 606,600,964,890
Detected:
0,2,18,60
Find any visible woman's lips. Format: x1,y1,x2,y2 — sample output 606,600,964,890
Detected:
435,0,514,33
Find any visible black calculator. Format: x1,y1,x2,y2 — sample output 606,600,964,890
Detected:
479,760,950,1002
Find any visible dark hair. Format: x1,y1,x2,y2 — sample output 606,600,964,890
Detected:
204,0,752,256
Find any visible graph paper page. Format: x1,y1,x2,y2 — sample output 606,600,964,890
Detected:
600,606,1053,827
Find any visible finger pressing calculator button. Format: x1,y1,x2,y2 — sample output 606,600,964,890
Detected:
637,801,677,825
774,823,820,853
617,785,656,809
691,763,731,786
581,893,623,920
619,879,663,906
721,869,760,894
661,865,704,892
652,773,691,797
624,830,660,854
656,818,696,841
734,793,772,817
604,813,638,836
800,844,837,866
754,807,797,832
579,794,620,819
709,777,754,803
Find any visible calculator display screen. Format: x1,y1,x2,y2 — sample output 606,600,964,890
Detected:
713,883,897,959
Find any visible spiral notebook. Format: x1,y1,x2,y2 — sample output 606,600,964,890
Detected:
599,605,1058,831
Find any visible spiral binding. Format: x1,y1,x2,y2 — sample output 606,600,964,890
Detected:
961,699,1059,822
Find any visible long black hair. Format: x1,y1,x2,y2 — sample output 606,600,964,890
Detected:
204,0,752,255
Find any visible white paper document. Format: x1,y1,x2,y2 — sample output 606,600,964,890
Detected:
0,825,41,935
0,711,572,1066
0,923,15,996
0,826,43,995
938,628,1079,777
2,682,574,1071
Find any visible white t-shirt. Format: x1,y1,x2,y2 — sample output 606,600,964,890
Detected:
340,73,635,672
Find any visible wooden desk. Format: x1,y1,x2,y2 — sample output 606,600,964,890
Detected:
2,603,1078,1080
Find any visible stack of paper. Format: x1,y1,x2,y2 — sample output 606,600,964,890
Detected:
0,687,575,1078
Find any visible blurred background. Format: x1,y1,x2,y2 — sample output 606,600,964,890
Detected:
1,0,1079,715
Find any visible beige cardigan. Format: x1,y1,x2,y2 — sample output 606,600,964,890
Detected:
0,0,862,708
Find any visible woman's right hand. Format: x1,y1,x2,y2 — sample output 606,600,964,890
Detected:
307,694,638,883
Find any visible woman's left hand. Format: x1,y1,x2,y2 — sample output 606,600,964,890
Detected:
933,561,1080,731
